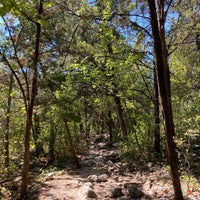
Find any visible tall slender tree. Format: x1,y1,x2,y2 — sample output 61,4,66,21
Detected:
20,0,43,197
148,0,183,199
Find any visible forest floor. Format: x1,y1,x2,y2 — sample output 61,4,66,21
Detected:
1,135,200,200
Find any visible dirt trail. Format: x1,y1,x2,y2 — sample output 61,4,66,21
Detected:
32,137,200,200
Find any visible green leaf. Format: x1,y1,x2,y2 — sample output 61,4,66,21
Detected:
12,65,19,70
10,92,14,97
37,19,49,27
0,0,16,16
44,2,53,8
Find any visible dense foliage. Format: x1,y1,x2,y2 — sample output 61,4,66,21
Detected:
0,0,199,199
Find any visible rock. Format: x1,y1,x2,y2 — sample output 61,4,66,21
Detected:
117,197,128,200
78,185,97,199
96,161,105,167
97,141,114,149
94,135,106,143
87,190,97,198
97,174,108,182
111,186,123,198
84,182,93,188
95,155,104,162
124,183,144,198
108,151,120,162
95,156,105,166
107,160,114,166
43,197,57,200
124,182,135,189
113,176,119,182
82,159,96,166
87,175,98,182
13,176,22,182
98,142,108,149
44,172,54,181
147,162,153,168
142,179,151,191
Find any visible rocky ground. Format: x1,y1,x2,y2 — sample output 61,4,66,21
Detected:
2,135,199,200
27,136,199,200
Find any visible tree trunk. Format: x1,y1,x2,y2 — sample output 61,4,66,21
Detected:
105,41,127,138
107,110,113,142
20,113,32,199
100,113,105,134
83,82,91,139
32,113,44,157
113,89,127,138
20,2,42,198
148,1,184,199
153,66,161,156
84,101,90,139
49,122,56,161
4,72,14,167
63,119,81,168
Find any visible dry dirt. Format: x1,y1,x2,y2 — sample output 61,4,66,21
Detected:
28,138,200,200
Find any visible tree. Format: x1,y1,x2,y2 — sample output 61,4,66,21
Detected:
148,0,183,199
1,0,43,197
0,0,16,16
1,1,199,199
19,0,43,197
32,112,44,157
50,77,81,168
4,72,14,167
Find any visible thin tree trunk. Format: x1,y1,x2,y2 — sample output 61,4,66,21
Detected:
83,82,90,139
107,110,113,142
84,100,90,139
32,113,44,157
63,119,81,168
153,66,161,156
106,41,127,138
49,122,56,161
123,98,142,151
148,1,184,199
113,90,127,138
20,2,42,198
4,73,14,167
20,114,32,199
100,113,105,134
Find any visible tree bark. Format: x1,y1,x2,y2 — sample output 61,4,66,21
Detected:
20,1,42,198
113,89,127,138
148,0,184,199
107,109,113,142
63,119,81,168
49,122,56,160
4,72,14,167
20,113,32,199
32,113,44,157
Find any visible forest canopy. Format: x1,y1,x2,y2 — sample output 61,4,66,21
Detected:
0,0,199,199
